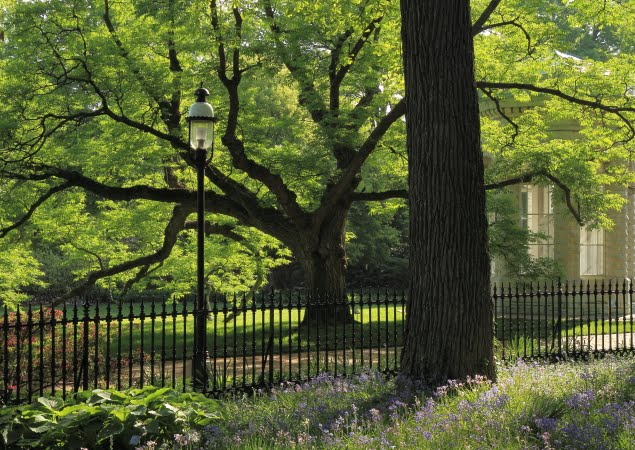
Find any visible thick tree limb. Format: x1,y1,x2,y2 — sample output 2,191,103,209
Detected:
211,2,306,225
329,16,383,113
335,17,383,85
315,98,406,223
472,0,504,35
58,45,287,227
5,165,296,243
56,204,192,304
0,181,73,237
220,137,307,225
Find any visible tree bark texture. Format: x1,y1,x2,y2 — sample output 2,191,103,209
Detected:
399,0,495,382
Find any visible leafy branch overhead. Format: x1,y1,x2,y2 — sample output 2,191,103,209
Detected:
0,0,634,301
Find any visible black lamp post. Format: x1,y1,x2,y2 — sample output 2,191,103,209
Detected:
187,85,215,390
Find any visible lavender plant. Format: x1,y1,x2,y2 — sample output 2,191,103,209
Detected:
196,358,635,449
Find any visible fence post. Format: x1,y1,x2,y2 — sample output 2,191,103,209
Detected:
557,279,563,358
82,298,90,391
269,290,275,386
2,306,9,404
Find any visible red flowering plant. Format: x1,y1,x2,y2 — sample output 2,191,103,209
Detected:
0,306,102,403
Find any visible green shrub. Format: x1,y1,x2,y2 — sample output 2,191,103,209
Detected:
0,386,219,449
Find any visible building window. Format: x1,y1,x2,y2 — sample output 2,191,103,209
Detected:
520,185,554,258
580,227,604,276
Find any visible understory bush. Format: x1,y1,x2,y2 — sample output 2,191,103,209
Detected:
0,386,219,449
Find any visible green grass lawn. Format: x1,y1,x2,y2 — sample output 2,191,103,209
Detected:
52,303,406,362
12,303,405,360
496,317,635,341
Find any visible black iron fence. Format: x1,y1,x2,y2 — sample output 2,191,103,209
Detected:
2,280,635,405
494,279,635,360
1,290,406,405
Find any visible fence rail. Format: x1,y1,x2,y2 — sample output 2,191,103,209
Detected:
1,290,406,405
2,280,635,405
493,279,635,360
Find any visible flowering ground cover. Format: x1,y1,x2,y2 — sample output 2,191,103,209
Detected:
190,357,635,449
2,357,635,449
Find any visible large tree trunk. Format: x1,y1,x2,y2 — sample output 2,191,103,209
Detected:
297,206,356,326
399,0,496,382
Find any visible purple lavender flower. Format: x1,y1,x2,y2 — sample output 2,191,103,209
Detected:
357,435,375,445
388,399,407,412
566,390,595,410
369,408,382,422
535,417,558,432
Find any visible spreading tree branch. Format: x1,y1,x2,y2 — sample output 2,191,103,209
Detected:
347,170,583,226
211,1,307,225
103,0,163,107
484,172,537,190
263,0,328,123
472,0,504,35
315,98,406,222
0,181,74,237
481,18,534,56
477,81,635,142
56,204,192,304
479,87,520,144
335,17,383,84
4,165,297,244
486,170,583,225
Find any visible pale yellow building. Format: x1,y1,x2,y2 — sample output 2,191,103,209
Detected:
481,97,635,284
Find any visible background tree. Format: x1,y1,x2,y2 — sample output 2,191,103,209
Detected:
1,0,634,327
0,0,407,321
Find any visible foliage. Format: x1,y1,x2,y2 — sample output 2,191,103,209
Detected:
345,202,408,287
128,358,635,449
477,0,635,228
0,0,634,300
0,385,219,449
0,0,405,300
0,241,45,307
